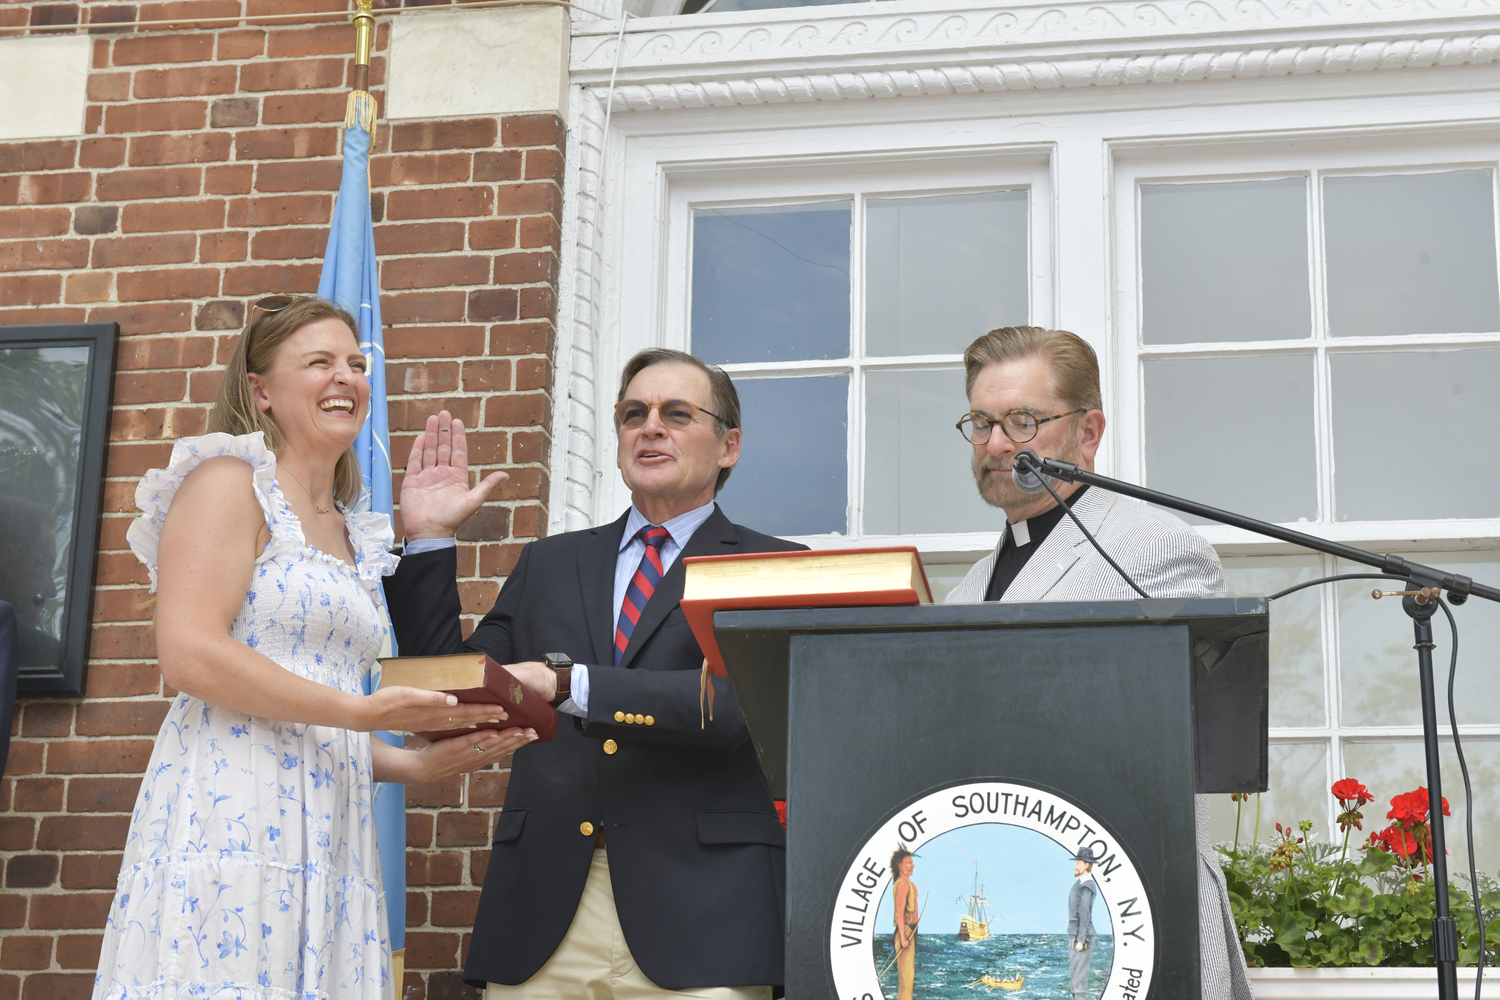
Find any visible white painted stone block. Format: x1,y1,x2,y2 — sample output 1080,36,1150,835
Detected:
386,6,570,123
0,35,91,141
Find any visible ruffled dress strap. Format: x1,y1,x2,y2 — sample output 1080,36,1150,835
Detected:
341,506,401,584
126,431,300,593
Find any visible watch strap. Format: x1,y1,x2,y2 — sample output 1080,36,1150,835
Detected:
543,653,572,707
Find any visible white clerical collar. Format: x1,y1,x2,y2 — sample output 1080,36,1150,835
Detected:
1011,519,1031,546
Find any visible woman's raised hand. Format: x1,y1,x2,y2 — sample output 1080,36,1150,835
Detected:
400,410,509,540
354,685,504,735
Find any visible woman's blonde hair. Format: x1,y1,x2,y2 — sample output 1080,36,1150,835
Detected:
206,297,365,507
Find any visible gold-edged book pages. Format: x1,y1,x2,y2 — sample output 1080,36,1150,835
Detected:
681,547,932,677
380,653,489,691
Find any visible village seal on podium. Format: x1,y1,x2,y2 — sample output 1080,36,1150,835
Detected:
828,781,1156,1000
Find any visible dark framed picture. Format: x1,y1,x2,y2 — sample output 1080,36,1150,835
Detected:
1,322,118,694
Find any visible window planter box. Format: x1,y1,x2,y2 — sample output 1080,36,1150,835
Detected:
1248,966,1485,999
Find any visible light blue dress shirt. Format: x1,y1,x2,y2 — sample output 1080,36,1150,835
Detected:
403,499,718,716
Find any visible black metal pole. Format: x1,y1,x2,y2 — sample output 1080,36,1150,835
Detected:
1407,594,1460,1000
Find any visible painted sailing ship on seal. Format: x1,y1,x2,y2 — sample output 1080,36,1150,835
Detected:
957,861,992,941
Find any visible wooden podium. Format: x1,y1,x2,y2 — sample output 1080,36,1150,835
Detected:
714,598,1268,1000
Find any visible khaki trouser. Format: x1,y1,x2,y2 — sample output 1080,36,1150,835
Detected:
485,850,774,1000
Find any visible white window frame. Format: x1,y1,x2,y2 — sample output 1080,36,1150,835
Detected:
1111,130,1500,846
1111,129,1500,555
601,145,1055,559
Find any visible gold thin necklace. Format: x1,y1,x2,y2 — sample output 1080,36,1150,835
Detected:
280,464,333,515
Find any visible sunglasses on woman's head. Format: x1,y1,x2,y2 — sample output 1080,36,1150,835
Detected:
253,295,302,313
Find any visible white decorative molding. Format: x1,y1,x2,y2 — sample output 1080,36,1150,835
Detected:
549,86,609,535
601,33,1500,110
569,0,1500,110
575,0,1500,70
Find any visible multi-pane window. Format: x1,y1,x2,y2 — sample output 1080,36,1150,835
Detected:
1116,150,1500,870
674,160,1048,558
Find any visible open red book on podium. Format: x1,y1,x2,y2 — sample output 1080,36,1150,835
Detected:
680,547,933,681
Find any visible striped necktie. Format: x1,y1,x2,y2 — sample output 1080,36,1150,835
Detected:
614,525,671,665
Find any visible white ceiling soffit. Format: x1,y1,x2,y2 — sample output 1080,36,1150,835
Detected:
571,0,1500,110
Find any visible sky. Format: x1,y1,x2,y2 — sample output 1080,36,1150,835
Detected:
872,823,1110,935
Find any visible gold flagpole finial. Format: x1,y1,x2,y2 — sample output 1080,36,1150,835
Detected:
353,0,375,88
346,0,378,140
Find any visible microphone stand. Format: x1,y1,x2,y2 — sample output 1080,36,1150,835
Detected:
1017,451,1500,1000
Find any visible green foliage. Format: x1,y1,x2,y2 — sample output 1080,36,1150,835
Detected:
1218,825,1500,968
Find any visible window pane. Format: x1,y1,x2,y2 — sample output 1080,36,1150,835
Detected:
1221,555,1325,729
1324,170,1500,338
0,345,89,671
1330,349,1500,521
1143,354,1317,524
863,369,998,535
691,203,851,364
865,191,1029,357
715,375,848,536
1207,742,1330,847
924,558,983,604
1342,739,1500,876
1337,552,1500,727
1140,179,1311,344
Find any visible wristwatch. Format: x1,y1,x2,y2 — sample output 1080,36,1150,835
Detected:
543,652,572,707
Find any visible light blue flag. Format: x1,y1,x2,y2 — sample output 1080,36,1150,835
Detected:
317,93,406,969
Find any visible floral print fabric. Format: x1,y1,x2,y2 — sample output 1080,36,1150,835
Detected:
96,432,399,1000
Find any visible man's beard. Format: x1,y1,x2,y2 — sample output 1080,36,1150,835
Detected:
972,431,1083,511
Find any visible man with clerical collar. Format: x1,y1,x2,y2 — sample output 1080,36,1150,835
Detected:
947,325,1223,605
945,326,1253,1000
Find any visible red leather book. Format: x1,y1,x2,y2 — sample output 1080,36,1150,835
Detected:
680,547,932,677
378,652,558,743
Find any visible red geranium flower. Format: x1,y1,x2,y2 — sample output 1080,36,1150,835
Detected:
1331,779,1374,807
1369,824,1421,861
1387,788,1450,825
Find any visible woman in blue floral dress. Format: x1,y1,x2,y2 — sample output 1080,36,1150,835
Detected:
94,298,533,1000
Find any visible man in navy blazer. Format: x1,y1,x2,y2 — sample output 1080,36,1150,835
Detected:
383,348,803,998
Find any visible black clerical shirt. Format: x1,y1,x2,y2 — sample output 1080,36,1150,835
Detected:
984,485,1090,601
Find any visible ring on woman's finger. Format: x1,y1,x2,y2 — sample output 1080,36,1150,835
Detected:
473,744,487,754
448,716,453,723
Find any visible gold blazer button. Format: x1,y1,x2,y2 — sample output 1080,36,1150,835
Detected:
580,821,595,837
644,715,655,726
614,711,625,723
603,739,618,754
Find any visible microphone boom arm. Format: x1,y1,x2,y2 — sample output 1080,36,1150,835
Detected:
1015,453,1500,606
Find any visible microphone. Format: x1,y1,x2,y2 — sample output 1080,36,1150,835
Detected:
1005,449,1151,600
1011,449,1048,494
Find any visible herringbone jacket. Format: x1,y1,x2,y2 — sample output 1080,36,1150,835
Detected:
944,486,1226,604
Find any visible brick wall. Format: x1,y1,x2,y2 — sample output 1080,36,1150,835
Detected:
0,5,562,998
